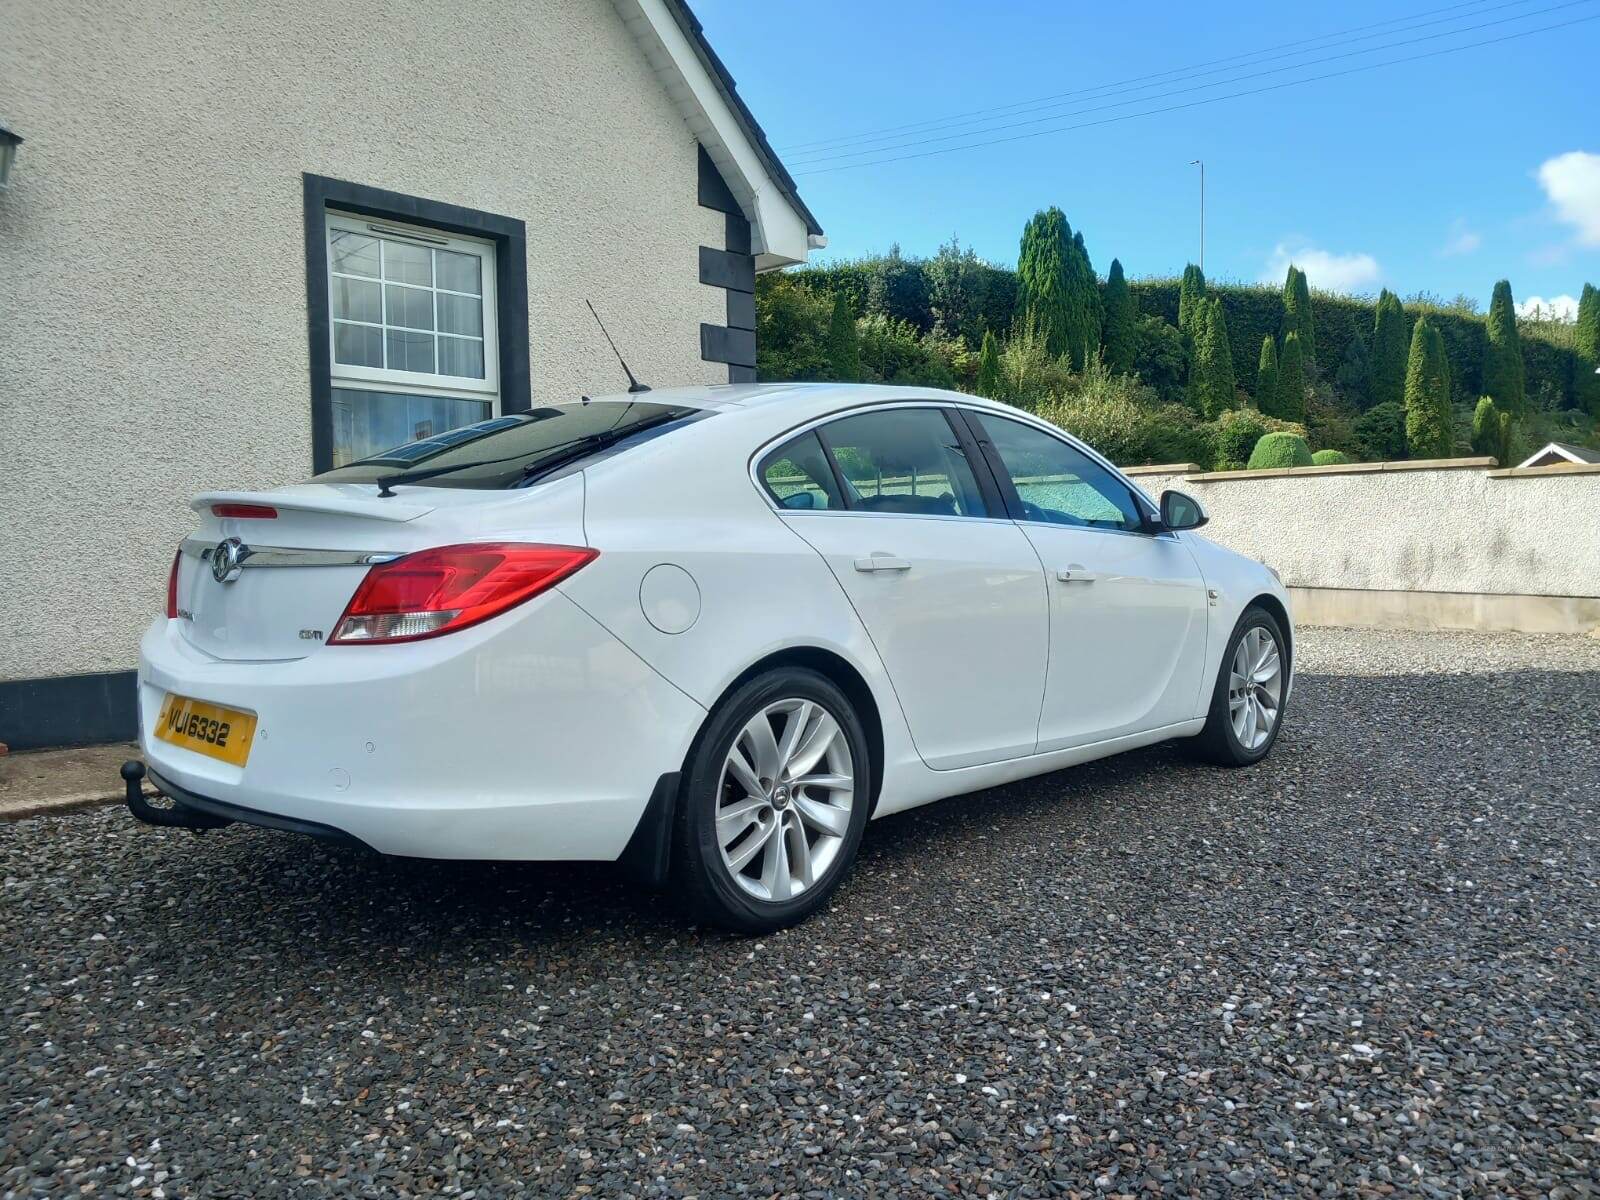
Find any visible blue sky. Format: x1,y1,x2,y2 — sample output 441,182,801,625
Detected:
695,0,1600,316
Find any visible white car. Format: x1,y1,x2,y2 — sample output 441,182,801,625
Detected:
129,383,1292,931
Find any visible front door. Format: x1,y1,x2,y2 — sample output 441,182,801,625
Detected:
965,410,1209,753
759,407,1049,770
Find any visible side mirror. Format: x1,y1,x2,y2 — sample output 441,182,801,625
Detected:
1160,489,1208,531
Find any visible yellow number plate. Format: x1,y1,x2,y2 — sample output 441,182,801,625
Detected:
154,693,257,767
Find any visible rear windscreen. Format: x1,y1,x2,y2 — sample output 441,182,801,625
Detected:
313,401,710,490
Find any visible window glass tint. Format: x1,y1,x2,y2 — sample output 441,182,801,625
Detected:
759,432,843,511
975,414,1143,531
822,408,988,518
314,401,709,489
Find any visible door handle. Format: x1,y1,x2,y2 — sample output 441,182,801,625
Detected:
1056,565,1099,584
854,554,912,573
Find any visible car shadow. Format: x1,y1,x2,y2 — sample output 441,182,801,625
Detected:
113,662,1598,967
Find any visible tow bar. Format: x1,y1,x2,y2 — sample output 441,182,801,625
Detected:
121,760,232,832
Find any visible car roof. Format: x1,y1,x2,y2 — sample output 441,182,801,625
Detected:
581,381,1011,415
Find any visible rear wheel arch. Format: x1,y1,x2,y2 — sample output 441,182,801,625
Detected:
694,648,885,816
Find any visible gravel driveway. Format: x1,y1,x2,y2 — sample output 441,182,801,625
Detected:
4,628,1598,1198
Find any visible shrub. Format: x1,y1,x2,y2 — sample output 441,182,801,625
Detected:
1018,208,1100,364
1483,280,1526,416
1178,264,1207,345
1211,409,1306,469
1334,333,1371,405
996,319,1073,408
1247,431,1314,469
1133,316,1188,406
1036,365,1212,466
755,274,832,381
1576,282,1599,416
856,314,959,389
1355,401,1407,461
1213,458,1248,472
1311,449,1354,465
1304,383,1362,457
975,329,1002,399
1404,316,1454,458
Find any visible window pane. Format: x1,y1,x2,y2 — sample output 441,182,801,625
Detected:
385,284,434,331
823,408,988,517
438,335,485,379
332,277,381,324
436,249,481,295
333,322,383,368
330,230,379,277
383,241,432,287
760,432,842,510
330,388,491,467
437,292,483,337
974,413,1143,531
386,329,435,373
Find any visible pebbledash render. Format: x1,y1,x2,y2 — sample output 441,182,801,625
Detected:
0,0,824,750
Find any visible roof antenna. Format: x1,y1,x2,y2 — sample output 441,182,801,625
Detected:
586,300,651,393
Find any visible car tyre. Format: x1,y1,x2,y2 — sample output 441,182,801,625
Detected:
1190,605,1289,767
674,667,871,934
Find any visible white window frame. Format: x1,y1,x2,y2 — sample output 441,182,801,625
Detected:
325,210,500,408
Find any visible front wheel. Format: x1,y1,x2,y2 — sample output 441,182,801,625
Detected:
674,668,871,933
1191,606,1289,766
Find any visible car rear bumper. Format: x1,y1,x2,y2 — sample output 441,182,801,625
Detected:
134,590,706,860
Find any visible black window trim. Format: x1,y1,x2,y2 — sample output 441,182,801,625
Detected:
303,174,531,474
952,407,1165,537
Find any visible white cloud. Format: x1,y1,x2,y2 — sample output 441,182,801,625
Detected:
1536,150,1600,247
1259,242,1381,293
1440,218,1481,257
1516,294,1580,322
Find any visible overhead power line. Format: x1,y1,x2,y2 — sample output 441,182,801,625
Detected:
787,0,1591,168
791,11,1599,176
777,0,1538,155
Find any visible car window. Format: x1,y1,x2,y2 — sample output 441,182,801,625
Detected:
973,413,1144,532
820,408,989,518
758,432,845,511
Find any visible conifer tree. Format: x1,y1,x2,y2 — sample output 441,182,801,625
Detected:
1335,333,1371,403
1177,264,1207,344
1470,395,1503,462
1194,298,1236,418
1255,336,1279,415
1577,282,1600,416
1482,279,1525,416
1277,330,1306,421
1280,265,1316,363
1016,208,1072,359
826,291,859,381
975,329,1003,400
1064,229,1104,369
1404,316,1453,458
1101,258,1136,374
1369,289,1408,410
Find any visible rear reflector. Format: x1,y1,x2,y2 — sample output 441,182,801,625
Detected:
166,549,181,619
328,543,598,644
211,503,278,519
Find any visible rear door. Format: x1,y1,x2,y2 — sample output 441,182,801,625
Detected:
962,410,1208,753
759,406,1048,770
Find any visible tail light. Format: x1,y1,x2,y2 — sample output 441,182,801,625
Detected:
166,549,181,618
211,503,277,519
329,543,598,645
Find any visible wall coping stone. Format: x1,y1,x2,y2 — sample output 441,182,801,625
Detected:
1122,463,1203,476
1181,456,1497,483
1486,462,1600,479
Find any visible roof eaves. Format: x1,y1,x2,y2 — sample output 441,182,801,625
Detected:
658,0,824,238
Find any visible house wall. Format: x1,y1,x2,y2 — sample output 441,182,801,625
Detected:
1123,460,1600,633
0,0,731,741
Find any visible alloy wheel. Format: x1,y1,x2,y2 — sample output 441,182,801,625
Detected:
1228,626,1283,752
715,698,855,903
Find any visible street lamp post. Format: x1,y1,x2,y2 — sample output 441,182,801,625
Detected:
1188,159,1204,272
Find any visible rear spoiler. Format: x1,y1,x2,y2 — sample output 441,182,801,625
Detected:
191,488,434,524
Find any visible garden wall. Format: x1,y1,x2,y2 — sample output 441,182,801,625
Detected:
1122,459,1600,634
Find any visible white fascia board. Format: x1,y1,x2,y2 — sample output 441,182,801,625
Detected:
615,0,815,269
